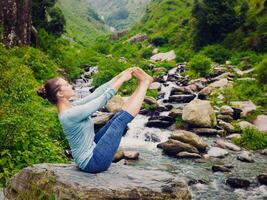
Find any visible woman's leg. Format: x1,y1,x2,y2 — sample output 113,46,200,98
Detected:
121,67,153,117
83,109,134,173
94,110,125,144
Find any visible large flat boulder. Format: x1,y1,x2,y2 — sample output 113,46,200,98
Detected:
5,163,191,200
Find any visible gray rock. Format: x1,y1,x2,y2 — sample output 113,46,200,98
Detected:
0,188,4,200
217,114,233,122
231,100,257,117
253,115,267,132
208,147,229,158
199,78,230,96
169,130,208,152
168,108,183,118
226,177,250,189
176,151,202,159
212,165,231,172
5,163,191,200
182,99,217,128
144,133,161,143
150,50,176,62
157,139,199,156
215,139,241,151
260,149,267,155
238,121,255,131
257,173,267,185
128,33,147,43
168,94,196,103
218,120,235,133
124,151,139,160
191,128,219,136
146,116,175,128
149,82,161,90
220,106,234,116
237,151,254,163
113,147,125,162
226,134,241,139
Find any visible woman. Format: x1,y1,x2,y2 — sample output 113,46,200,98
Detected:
37,67,154,173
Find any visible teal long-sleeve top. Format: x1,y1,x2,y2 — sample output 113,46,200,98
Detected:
58,80,117,170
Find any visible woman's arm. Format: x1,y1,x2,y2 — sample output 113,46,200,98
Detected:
66,75,128,122
72,69,128,106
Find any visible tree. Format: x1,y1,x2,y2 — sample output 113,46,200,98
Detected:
0,0,3,25
46,7,66,36
30,0,65,37
1,0,32,47
239,1,249,25
192,0,239,49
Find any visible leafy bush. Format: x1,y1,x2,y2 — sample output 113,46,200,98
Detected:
255,56,267,84
230,51,263,66
0,45,69,187
200,44,231,64
175,48,194,63
232,127,267,150
223,79,267,108
47,7,66,37
151,37,168,46
188,54,212,77
142,48,153,59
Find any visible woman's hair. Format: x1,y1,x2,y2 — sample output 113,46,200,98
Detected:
36,77,62,104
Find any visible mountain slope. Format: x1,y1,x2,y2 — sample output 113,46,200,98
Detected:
56,0,108,46
133,0,267,52
87,0,151,30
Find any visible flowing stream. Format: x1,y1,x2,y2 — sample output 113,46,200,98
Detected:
71,66,267,200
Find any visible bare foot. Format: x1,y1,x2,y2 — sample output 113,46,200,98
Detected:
133,67,154,86
132,67,147,82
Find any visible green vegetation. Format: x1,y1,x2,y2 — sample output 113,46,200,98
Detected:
200,45,231,64
232,127,267,150
175,116,183,128
255,56,267,84
0,45,70,187
223,79,267,109
31,0,66,36
188,54,212,77
56,0,108,45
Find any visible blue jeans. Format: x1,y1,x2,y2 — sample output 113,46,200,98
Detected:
81,109,134,173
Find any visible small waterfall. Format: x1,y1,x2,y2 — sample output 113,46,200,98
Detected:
120,114,171,151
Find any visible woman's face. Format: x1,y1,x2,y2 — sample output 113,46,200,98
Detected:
57,78,75,100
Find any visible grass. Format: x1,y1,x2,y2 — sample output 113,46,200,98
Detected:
232,126,267,150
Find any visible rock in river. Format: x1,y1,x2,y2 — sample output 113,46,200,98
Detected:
157,139,199,156
226,177,250,189
208,147,229,158
182,99,217,128
169,130,208,152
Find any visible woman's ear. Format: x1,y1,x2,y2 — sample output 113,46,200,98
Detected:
57,90,64,99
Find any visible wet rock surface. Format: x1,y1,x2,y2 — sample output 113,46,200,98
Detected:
5,163,191,200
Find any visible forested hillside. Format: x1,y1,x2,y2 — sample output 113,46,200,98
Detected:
87,0,151,30
56,0,108,45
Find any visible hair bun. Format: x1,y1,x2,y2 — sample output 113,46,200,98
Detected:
37,87,47,99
